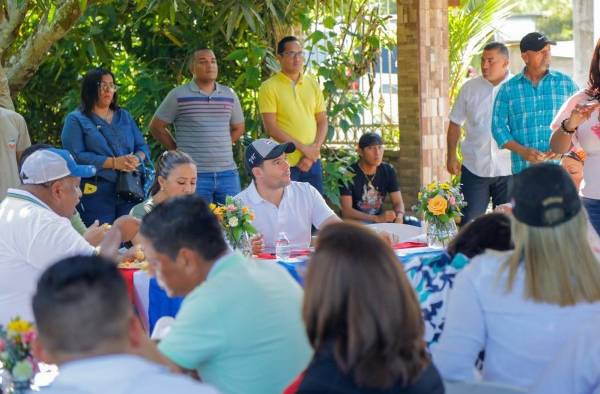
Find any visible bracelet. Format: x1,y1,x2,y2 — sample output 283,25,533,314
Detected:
112,157,117,169
560,118,577,134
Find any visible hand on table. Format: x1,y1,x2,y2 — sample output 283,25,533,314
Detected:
250,234,264,255
376,210,397,223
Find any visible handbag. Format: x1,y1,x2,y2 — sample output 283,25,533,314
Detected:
89,115,146,203
115,169,144,203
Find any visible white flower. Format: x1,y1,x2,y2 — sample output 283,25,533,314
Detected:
228,216,239,227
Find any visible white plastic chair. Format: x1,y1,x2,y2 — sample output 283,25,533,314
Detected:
444,380,527,394
367,222,424,243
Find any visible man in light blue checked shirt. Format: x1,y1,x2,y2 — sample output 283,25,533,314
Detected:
492,32,578,174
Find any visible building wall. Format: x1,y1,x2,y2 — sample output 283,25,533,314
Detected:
396,0,449,210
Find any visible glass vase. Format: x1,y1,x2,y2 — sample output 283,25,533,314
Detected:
426,219,458,248
228,232,252,258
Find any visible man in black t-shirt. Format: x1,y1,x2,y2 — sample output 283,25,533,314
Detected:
340,133,407,224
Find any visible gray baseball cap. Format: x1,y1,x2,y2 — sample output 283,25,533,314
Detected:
244,138,295,174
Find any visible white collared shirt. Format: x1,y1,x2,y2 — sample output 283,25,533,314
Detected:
236,181,337,252
0,189,95,323
449,74,513,177
41,354,218,394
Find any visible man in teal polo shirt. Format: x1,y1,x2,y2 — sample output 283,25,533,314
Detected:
137,195,311,394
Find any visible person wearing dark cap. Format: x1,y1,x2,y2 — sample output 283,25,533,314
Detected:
340,132,409,224
0,148,139,323
432,163,600,390
492,32,578,175
236,138,339,253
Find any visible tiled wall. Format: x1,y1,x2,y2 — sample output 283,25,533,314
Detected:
396,0,449,210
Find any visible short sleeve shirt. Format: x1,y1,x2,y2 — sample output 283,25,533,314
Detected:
0,189,95,323
159,252,312,394
340,162,399,215
154,82,244,172
258,72,326,166
236,181,336,252
0,108,30,200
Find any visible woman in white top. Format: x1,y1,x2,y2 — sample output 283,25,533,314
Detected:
431,163,600,390
550,38,600,235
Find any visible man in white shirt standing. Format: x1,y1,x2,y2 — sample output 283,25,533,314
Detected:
447,42,513,224
236,139,339,253
32,255,217,394
0,148,138,323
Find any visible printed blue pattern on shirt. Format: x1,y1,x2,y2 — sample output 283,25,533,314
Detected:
491,70,578,174
403,252,470,346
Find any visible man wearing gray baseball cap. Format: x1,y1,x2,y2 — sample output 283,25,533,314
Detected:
236,138,339,254
0,147,139,323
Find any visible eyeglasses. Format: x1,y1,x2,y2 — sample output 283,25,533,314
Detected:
98,82,118,92
281,51,304,59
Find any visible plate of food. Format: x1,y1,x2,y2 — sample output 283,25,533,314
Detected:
118,245,149,270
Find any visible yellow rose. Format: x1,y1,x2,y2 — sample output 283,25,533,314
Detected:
208,203,217,211
427,195,448,216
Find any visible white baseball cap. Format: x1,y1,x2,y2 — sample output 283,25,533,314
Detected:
20,148,96,184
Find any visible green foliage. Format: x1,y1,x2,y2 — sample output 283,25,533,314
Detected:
13,0,392,208
448,0,516,103
320,146,357,209
513,0,573,40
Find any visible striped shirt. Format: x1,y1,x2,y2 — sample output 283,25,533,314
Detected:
492,69,578,174
154,81,244,172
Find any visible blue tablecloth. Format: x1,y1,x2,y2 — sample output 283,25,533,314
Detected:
143,247,466,341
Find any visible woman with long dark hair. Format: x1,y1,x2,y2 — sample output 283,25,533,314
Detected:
298,221,444,394
61,68,150,226
550,38,600,235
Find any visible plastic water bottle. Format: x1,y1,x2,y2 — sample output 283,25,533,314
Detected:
275,231,291,260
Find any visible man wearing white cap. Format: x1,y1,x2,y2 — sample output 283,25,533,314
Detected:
236,139,339,253
0,147,139,323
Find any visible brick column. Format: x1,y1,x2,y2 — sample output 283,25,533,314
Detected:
396,0,449,210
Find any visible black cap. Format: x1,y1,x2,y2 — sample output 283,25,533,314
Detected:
358,133,384,149
520,32,556,53
244,138,295,175
511,163,581,227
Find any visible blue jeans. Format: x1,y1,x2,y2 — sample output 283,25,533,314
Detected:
460,166,511,225
195,169,241,205
290,159,323,194
582,197,600,236
78,178,137,226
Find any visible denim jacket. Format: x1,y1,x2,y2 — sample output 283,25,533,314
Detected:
61,108,150,183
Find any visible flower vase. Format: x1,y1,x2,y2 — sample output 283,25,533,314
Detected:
229,232,252,257
426,219,458,248
10,379,31,394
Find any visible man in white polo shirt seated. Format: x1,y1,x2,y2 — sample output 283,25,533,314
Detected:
0,147,138,323
236,138,340,253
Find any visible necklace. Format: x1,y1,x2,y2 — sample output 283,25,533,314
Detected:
358,163,376,189
94,107,113,123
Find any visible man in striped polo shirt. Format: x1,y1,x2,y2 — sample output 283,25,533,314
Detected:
150,48,245,204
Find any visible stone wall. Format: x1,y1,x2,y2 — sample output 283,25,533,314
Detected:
396,0,449,210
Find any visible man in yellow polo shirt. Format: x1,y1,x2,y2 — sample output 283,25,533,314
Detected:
258,36,328,194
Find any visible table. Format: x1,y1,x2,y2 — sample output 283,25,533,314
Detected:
129,245,467,343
